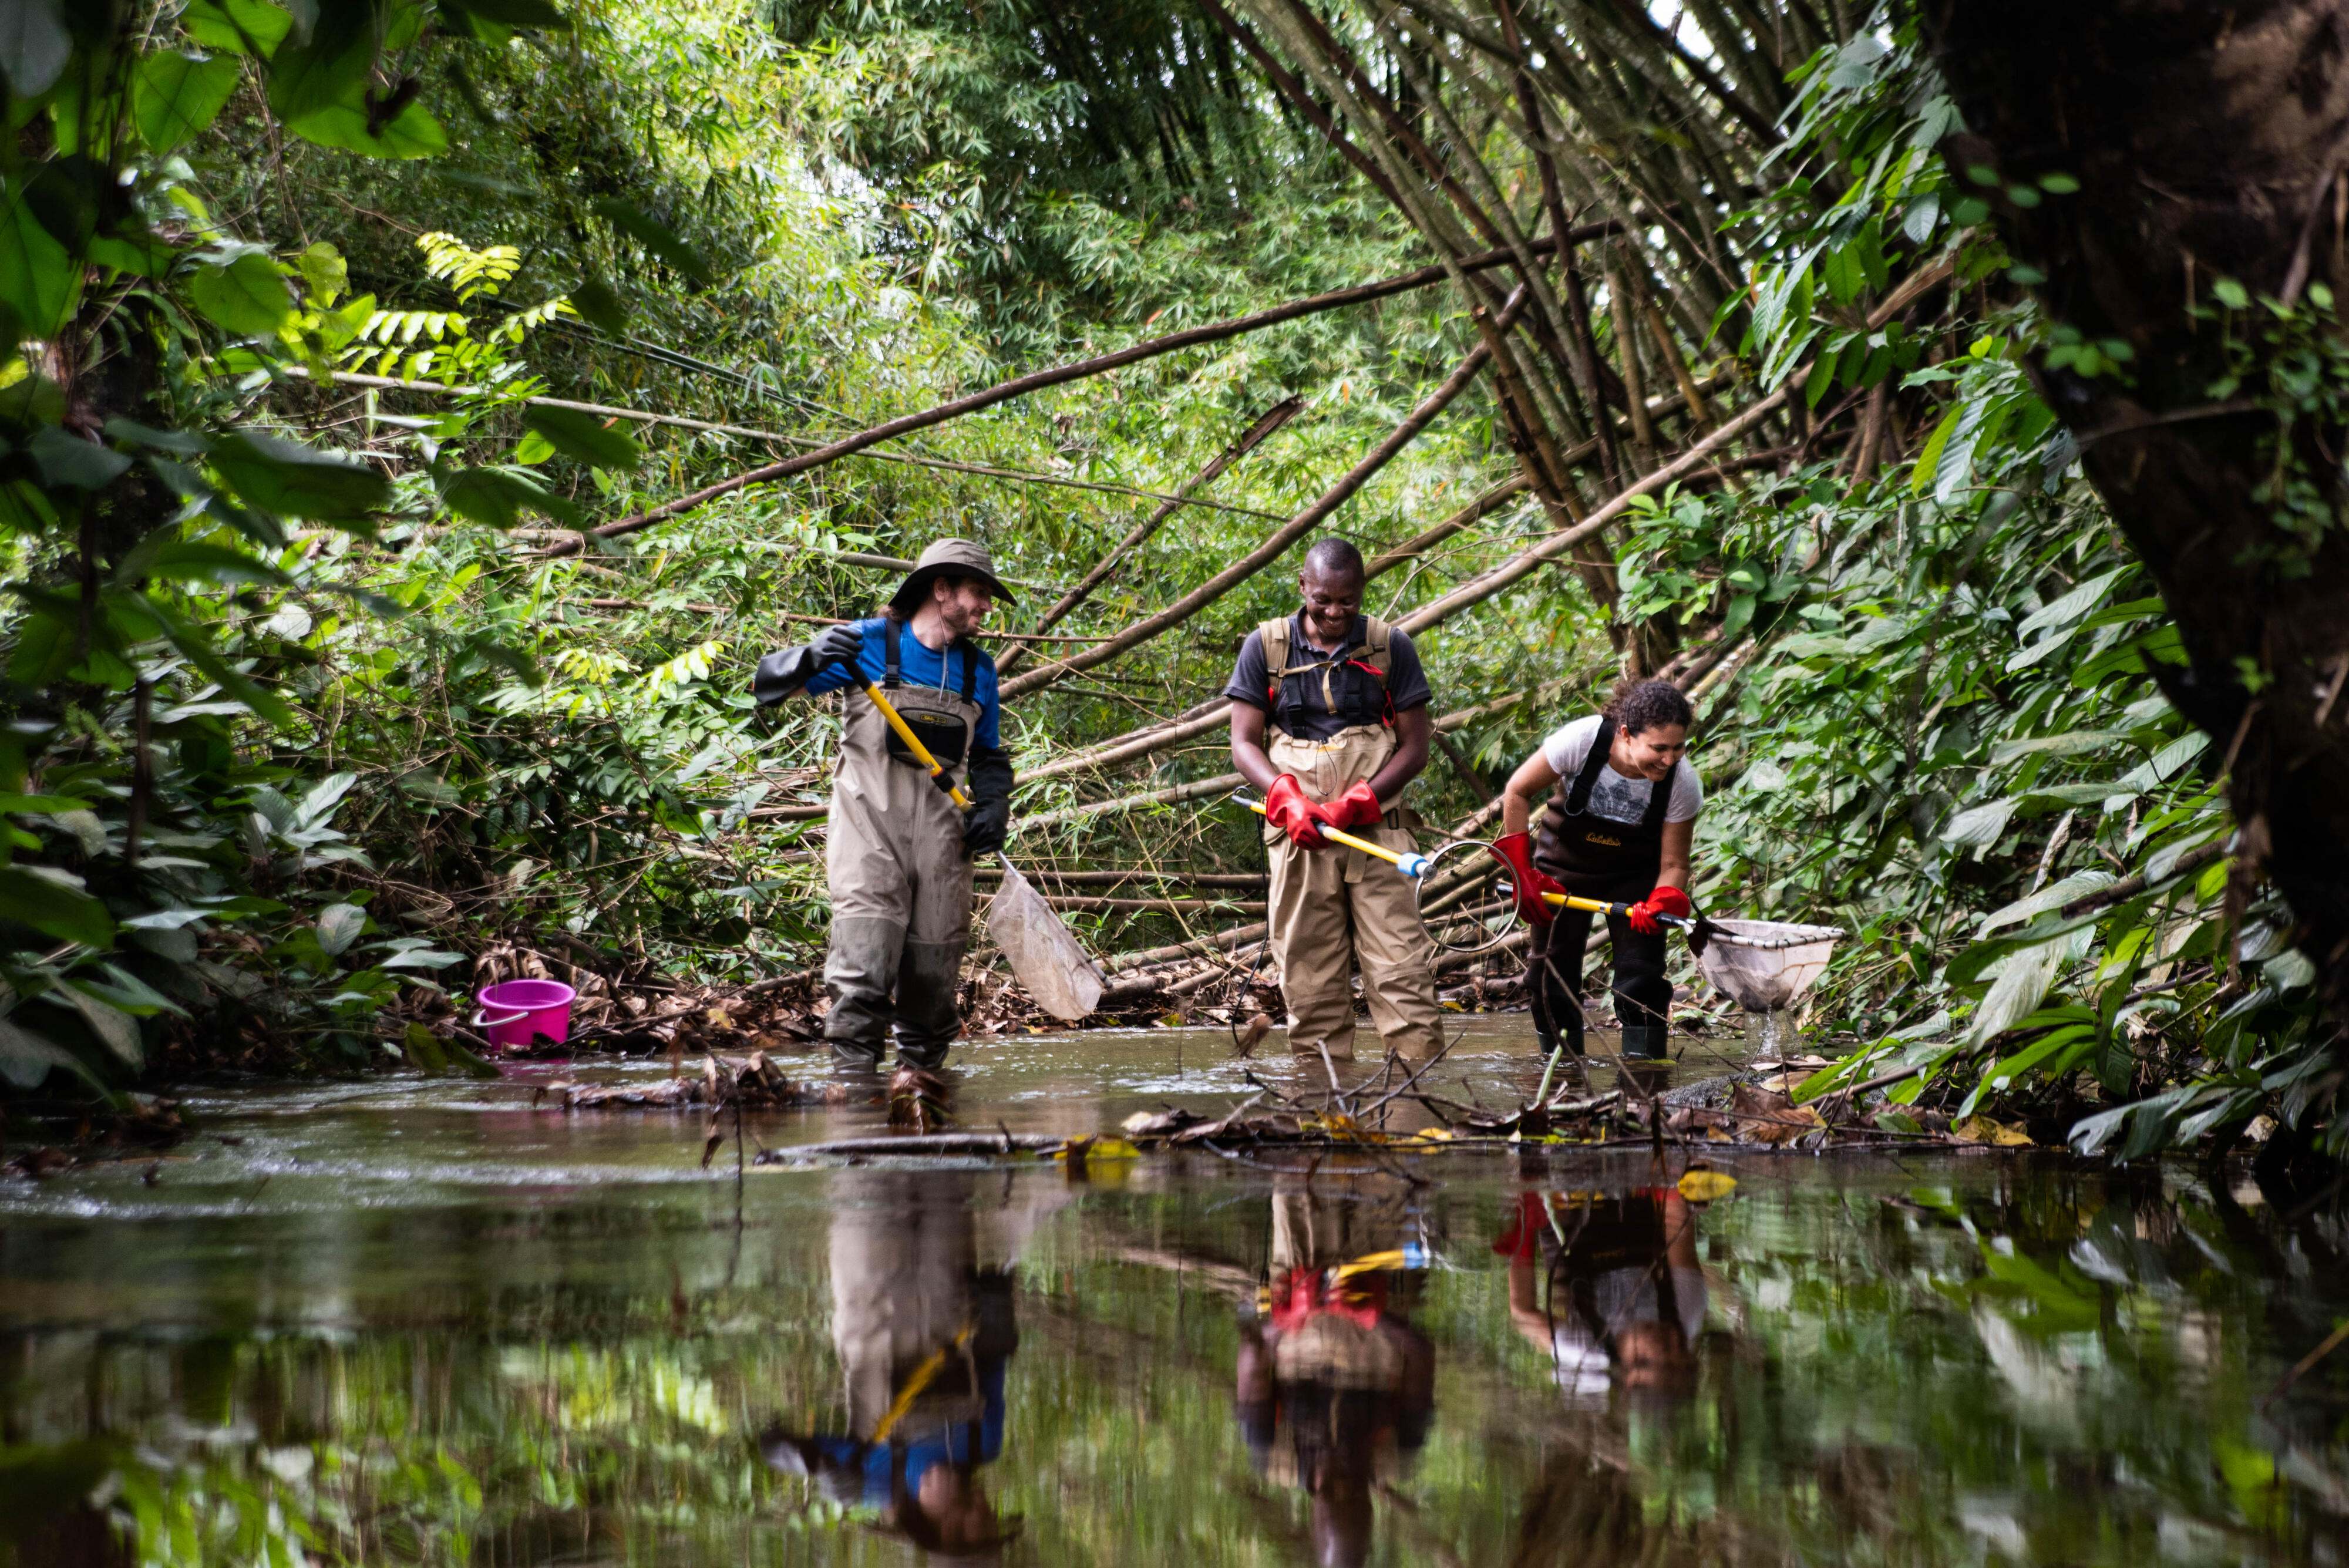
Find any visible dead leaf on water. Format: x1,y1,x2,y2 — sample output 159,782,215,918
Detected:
1951,1115,2034,1148
1678,1169,1738,1202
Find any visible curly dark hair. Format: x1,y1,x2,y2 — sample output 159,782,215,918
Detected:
1603,677,1694,736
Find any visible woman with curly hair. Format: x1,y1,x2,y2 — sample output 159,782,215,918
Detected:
1492,678,1702,1058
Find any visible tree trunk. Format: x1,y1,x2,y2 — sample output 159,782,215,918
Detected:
1924,0,2349,1004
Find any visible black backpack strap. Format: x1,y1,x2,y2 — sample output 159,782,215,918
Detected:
957,639,977,702
883,615,903,689
1640,753,1675,835
1565,716,1615,814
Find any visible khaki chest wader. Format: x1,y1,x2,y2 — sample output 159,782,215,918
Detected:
1526,715,1675,1058
824,619,981,1069
1258,618,1444,1063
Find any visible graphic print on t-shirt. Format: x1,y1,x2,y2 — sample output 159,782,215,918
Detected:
1539,714,1704,826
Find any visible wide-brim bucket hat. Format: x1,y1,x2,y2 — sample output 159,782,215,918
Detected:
889,537,1018,615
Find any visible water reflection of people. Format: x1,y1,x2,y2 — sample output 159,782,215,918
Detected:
763,1171,1054,1559
1235,1177,1434,1568
1500,1186,1704,1406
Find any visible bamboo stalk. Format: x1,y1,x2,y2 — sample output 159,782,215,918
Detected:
998,290,1526,701
547,233,1614,553
1396,383,1792,634
1362,475,1533,576
997,396,1303,675
285,368,1289,521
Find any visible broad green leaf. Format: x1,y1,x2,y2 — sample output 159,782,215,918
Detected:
189,251,296,336
1968,939,2067,1045
436,464,581,528
211,429,391,519
316,901,366,955
130,540,294,588
2016,567,2130,641
0,0,70,97
134,592,297,728
295,770,358,827
25,426,132,489
592,197,714,285
287,98,450,159
1909,408,1960,496
0,1015,104,1091
1958,1024,2092,1116
1989,729,2126,765
264,8,375,121
567,275,629,334
1941,797,2016,846
134,49,243,153
0,194,82,338
49,983,143,1067
401,1019,448,1072
184,0,295,56
1983,868,2133,929
0,864,115,947
294,241,347,304
522,405,643,470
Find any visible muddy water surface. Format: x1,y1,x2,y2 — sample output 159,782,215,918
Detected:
3,1018,2344,1565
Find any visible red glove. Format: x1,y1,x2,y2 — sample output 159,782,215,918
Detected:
1492,1191,1549,1260
1626,884,1693,935
1488,831,1565,923
1310,782,1384,832
1263,775,1326,849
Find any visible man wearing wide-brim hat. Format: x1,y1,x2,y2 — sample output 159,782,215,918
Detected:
753,540,1018,1070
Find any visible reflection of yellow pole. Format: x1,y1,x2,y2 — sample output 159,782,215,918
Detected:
869,1324,975,1442
860,682,972,809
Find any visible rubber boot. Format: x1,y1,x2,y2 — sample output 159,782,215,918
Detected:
1620,1021,1669,1059
824,916,901,1072
892,937,966,1069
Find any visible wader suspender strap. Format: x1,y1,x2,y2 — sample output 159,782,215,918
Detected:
883,620,979,703
1564,716,1672,835
1260,616,1395,731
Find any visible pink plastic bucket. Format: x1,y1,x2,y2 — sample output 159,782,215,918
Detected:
471,978,576,1052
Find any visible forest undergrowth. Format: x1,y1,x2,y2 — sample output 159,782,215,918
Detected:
0,0,2338,1173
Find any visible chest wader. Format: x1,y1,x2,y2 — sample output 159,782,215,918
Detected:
824,620,980,1070
1528,716,1674,1058
1258,618,1445,1064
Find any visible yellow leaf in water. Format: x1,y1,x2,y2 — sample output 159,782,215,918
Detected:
1085,1138,1140,1161
1951,1115,2034,1147
1678,1169,1739,1202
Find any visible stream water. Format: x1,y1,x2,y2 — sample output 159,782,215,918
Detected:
3,1017,2345,1566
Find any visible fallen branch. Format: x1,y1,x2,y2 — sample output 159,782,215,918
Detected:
998,396,1304,674
999,287,1528,699
285,368,1289,522
550,235,1614,553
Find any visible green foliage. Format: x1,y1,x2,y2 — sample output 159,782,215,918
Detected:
0,3,548,1097
1684,8,2330,1157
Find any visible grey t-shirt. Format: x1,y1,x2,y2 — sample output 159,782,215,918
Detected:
1540,715,1703,826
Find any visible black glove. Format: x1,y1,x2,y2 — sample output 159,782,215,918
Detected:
962,743,1014,857
811,621,865,676
750,624,867,705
